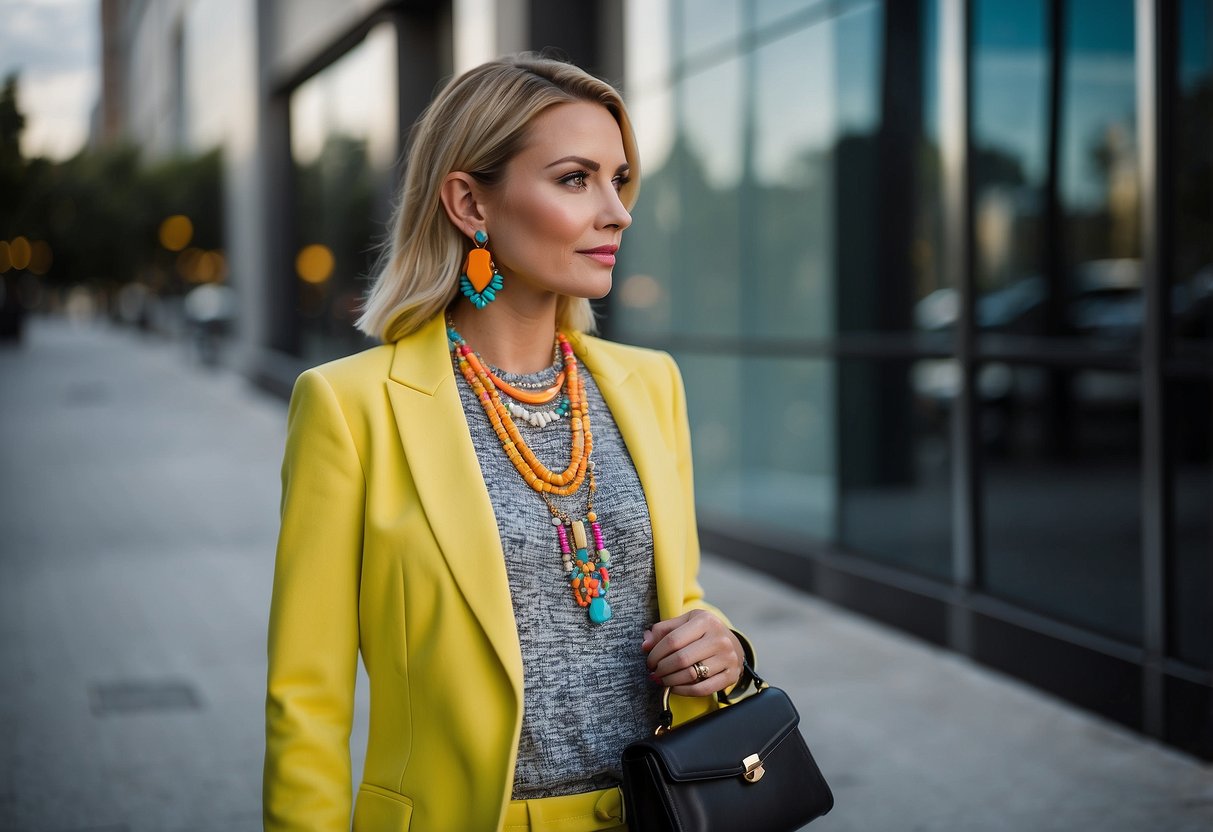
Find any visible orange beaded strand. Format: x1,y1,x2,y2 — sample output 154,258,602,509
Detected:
450,327,593,497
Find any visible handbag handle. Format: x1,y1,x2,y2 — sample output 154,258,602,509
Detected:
655,661,769,736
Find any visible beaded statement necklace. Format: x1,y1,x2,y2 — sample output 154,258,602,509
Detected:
485,354,572,428
447,317,615,624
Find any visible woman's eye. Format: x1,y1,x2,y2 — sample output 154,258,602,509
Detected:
561,172,588,188
612,175,631,192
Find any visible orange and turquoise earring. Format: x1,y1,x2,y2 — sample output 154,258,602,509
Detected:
459,230,503,309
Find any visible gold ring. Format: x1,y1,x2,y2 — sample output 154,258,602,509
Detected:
693,662,709,682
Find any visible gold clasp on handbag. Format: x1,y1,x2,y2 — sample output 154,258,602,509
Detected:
742,753,765,783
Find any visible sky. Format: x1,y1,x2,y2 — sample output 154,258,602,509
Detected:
1,0,99,160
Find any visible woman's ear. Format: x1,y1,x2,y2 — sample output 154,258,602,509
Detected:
439,172,486,238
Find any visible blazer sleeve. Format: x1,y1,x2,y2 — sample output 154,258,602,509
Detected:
264,368,365,831
663,353,756,668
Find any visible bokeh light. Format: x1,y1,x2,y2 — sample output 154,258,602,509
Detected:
159,214,194,251
29,241,53,275
196,250,226,283
9,236,32,270
295,244,334,284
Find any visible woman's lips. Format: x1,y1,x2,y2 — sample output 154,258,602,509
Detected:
578,246,618,266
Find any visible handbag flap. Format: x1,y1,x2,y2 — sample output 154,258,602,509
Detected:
623,687,802,782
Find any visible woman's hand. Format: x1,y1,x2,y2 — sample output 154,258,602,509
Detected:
642,609,746,697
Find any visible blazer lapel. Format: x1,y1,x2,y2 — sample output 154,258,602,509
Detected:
571,334,686,620
385,314,523,703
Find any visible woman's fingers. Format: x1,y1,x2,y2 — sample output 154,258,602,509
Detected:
645,609,746,696
661,651,742,697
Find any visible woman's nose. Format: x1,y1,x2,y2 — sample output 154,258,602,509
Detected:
601,188,632,230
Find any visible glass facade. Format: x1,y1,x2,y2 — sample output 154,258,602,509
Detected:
617,0,1213,754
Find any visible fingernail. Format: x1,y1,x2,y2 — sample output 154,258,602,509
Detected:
649,673,660,683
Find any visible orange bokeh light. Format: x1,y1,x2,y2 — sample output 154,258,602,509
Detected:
159,215,194,252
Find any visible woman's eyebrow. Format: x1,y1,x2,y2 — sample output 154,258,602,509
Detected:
545,155,631,176
546,155,601,171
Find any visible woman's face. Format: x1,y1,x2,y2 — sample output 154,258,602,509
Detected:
480,100,632,302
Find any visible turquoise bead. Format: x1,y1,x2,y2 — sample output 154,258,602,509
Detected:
589,596,612,623
474,230,488,245
576,548,589,562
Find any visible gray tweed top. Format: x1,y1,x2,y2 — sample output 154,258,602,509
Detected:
451,343,664,799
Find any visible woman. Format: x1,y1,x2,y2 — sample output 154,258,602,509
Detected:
264,55,753,832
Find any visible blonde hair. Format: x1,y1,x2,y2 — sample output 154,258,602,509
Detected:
356,54,641,342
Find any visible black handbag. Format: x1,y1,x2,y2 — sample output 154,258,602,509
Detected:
621,666,834,831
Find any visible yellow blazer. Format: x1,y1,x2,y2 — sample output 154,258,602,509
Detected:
264,313,737,831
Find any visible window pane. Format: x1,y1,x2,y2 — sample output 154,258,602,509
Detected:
624,0,675,90
754,0,830,30
913,0,952,334
1169,376,1212,668
1059,0,1140,346
970,0,1050,337
614,88,677,337
1173,0,1213,357
980,364,1142,642
678,0,743,62
676,352,836,541
671,57,745,339
839,358,954,579
751,22,836,341
289,23,397,363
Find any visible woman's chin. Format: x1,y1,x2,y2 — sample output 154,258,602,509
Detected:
576,274,613,300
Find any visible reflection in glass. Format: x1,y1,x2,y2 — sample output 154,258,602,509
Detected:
615,88,676,337
1169,377,1212,668
980,364,1142,642
1059,0,1140,348
678,0,743,62
671,57,744,338
754,0,829,30
912,0,949,332
970,0,1049,331
752,22,835,341
289,24,397,362
676,352,835,540
839,358,953,579
1173,0,1213,352
624,0,675,90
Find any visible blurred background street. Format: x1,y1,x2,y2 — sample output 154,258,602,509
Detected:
1,315,1210,830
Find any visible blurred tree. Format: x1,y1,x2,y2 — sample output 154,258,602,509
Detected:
0,73,28,237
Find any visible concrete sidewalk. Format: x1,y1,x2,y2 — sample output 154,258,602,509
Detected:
0,316,1209,832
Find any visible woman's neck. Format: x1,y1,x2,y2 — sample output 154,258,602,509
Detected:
448,297,560,375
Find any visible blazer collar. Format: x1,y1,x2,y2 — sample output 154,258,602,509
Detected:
385,314,524,705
